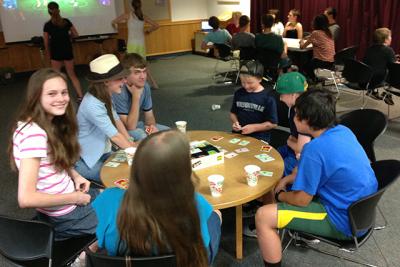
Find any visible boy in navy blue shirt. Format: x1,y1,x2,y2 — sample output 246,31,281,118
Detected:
230,60,278,142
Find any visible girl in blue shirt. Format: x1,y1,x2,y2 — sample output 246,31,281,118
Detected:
92,130,222,266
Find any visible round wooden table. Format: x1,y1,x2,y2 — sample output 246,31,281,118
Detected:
100,130,284,259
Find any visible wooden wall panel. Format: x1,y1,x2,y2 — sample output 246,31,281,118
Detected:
0,19,202,72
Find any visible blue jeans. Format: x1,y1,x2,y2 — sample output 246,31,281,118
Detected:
277,145,298,177
128,121,170,141
75,153,111,182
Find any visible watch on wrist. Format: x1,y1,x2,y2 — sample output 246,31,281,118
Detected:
275,190,285,202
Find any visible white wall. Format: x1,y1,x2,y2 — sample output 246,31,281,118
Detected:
170,0,208,21
170,0,250,21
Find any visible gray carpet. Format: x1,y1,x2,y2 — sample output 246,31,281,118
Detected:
1,54,399,266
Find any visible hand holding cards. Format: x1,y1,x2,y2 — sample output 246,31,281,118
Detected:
124,147,136,166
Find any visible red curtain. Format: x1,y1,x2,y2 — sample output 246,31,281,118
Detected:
250,0,400,59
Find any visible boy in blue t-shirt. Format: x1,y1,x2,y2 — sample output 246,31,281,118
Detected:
230,60,278,142
255,89,377,267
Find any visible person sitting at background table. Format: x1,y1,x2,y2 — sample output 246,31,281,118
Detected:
75,54,135,183
112,53,169,141
283,9,303,39
300,14,335,81
226,11,242,36
231,15,255,50
201,16,232,54
230,60,278,143
255,14,290,71
268,9,284,36
9,68,98,241
91,130,222,266
324,7,340,44
363,27,399,105
255,89,377,267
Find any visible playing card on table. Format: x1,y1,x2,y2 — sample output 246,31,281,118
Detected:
259,171,273,177
211,136,224,142
260,145,272,152
225,152,238,159
229,138,241,144
235,147,249,153
105,162,121,168
238,140,250,146
255,154,275,163
219,148,228,153
114,178,129,189
112,155,126,162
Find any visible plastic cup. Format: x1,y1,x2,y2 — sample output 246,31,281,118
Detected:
124,147,136,166
244,165,261,187
175,121,187,133
207,174,224,197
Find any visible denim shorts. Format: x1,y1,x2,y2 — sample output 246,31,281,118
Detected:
37,188,100,241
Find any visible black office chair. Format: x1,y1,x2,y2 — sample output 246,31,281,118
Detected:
256,48,281,83
234,46,256,83
383,62,400,118
281,159,400,267
0,215,96,267
213,43,238,82
339,109,387,163
341,59,374,108
334,45,359,71
85,249,177,267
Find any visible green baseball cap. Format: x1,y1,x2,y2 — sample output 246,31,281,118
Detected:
276,72,308,94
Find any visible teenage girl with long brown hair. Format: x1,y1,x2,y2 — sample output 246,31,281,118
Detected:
9,68,98,240
43,1,83,102
92,130,222,266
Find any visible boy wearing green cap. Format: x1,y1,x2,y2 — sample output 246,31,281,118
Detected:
274,72,311,190
230,60,278,143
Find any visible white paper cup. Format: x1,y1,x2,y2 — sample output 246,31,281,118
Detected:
207,174,224,197
244,165,261,186
124,147,136,166
175,121,187,133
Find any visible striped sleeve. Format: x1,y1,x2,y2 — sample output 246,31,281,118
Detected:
17,125,48,159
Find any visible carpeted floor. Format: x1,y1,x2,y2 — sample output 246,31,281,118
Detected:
1,54,399,266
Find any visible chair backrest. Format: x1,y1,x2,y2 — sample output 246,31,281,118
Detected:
371,159,400,190
239,46,256,61
349,159,400,235
339,109,387,162
255,48,281,80
334,45,358,66
386,62,400,89
342,59,373,85
85,249,177,267
213,43,232,59
0,215,53,264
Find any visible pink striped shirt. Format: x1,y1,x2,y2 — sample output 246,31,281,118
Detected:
13,122,76,217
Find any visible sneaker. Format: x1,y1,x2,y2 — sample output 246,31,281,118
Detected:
243,221,257,238
367,90,383,100
384,93,394,105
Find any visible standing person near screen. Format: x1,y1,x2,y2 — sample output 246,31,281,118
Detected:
112,0,160,89
225,11,242,36
9,68,98,241
283,9,303,39
43,1,83,103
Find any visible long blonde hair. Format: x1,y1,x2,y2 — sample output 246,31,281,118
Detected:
8,68,80,171
117,131,208,267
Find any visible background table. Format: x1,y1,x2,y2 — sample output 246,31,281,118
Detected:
100,130,284,259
